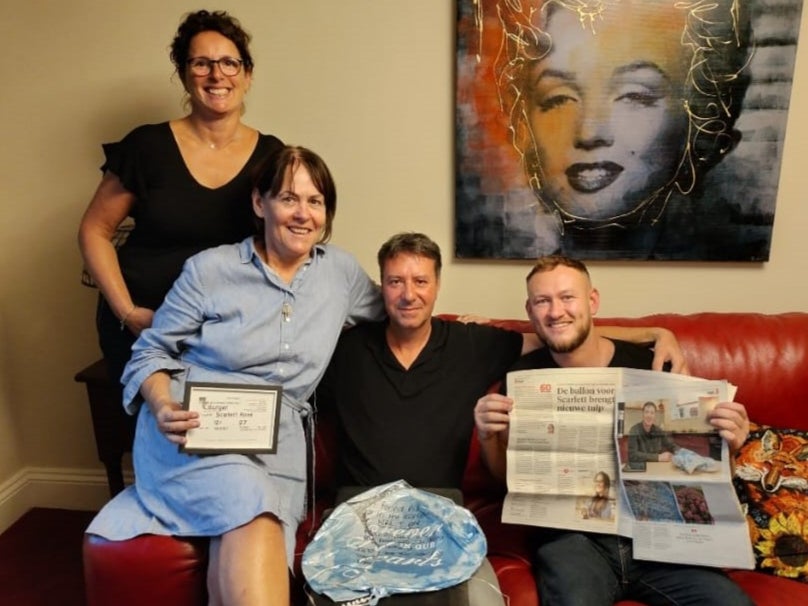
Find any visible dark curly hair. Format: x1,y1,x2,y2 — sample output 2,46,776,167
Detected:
170,10,254,80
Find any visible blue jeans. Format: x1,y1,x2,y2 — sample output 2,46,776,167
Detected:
534,531,754,606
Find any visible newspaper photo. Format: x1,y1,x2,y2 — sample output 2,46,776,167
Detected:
501,367,754,569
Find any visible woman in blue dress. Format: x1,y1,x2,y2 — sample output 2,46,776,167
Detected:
86,145,384,605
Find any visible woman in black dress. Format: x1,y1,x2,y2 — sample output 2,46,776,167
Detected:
78,9,282,381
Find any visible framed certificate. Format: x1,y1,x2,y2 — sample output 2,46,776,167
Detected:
179,382,282,455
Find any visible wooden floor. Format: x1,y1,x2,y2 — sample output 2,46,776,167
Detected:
0,507,96,606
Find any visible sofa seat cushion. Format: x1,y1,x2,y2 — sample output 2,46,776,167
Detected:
83,534,208,606
727,570,808,606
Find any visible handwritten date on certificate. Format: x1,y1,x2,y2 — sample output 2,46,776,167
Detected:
180,382,282,455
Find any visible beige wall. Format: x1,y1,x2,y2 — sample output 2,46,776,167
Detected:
0,1,806,504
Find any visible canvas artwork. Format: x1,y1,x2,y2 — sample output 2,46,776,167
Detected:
455,0,804,260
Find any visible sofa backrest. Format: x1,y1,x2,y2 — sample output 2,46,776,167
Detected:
482,312,808,431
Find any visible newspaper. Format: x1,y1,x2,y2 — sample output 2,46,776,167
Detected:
501,367,754,569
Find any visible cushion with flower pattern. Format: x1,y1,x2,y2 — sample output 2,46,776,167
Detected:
733,423,808,581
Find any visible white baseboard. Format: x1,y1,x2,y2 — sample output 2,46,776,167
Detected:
0,466,133,534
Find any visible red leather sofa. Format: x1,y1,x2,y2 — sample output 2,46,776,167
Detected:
83,312,808,605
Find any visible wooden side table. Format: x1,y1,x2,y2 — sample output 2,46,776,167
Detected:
74,359,136,496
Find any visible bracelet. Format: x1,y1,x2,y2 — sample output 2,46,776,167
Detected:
120,305,138,331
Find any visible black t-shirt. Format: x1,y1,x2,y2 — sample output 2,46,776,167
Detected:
104,122,283,309
316,318,523,489
508,339,658,373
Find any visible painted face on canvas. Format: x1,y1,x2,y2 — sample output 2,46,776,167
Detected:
524,2,690,221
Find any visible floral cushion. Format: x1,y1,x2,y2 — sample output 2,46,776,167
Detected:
734,423,808,581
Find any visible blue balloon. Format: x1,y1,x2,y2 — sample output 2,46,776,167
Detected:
302,480,487,604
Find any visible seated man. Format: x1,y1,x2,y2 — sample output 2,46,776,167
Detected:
316,233,687,605
474,255,753,606
628,401,680,463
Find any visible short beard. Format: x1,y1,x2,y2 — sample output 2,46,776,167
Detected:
544,323,591,354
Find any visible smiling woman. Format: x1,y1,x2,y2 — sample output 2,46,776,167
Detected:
84,145,384,605
77,9,283,384
251,147,336,283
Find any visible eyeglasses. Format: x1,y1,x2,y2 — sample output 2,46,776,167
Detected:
186,56,244,77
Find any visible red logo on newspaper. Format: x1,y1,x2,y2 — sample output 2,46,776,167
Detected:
539,383,551,393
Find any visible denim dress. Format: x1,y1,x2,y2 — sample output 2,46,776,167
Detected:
86,237,383,566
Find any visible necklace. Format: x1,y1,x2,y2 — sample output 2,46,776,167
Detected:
186,120,240,151
202,133,238,151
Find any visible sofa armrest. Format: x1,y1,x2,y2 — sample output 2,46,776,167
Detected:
474,499,539,606
474,501,536,564
487,554,538,606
